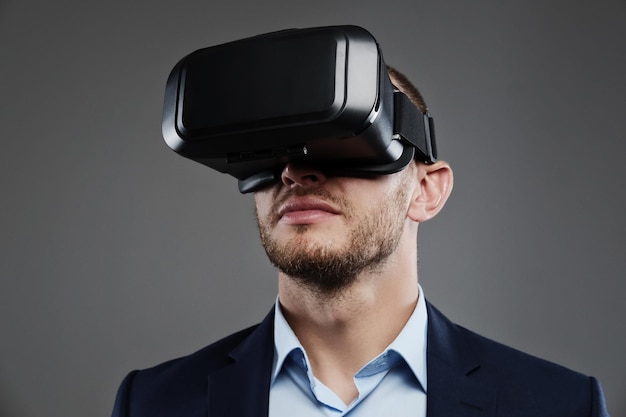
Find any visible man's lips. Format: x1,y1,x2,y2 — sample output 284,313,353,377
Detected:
277,197,341,225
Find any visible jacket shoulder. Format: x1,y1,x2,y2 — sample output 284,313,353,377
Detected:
111,323,261,417
426,302,608,415
459,322,589,379
427,301,587,380
461,324,608,415
137,323,259,388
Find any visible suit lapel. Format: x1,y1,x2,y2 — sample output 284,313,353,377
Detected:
426,302,497,417
206,309,275,417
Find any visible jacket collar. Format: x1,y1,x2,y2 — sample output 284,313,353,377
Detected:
206,309,275,417
426,302,497,416
206,302,497,417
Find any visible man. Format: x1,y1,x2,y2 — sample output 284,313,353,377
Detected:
112,29,610,417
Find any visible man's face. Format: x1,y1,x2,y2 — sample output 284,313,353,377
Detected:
254,163,416,294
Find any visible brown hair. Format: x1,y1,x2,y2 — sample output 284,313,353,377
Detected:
387,65,428,113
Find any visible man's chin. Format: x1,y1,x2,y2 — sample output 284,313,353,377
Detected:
275,257,360,295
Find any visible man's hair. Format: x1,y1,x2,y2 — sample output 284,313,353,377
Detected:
387,65,428,113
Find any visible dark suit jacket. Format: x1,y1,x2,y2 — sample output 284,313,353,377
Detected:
112,302,610,416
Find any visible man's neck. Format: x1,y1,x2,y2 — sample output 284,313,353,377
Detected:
277,252,419,404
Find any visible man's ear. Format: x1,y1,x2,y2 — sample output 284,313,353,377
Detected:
407,161,454,222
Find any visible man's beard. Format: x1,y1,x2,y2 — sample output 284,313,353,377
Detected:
256,178,410,296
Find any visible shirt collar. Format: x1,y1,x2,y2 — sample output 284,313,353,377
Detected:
272,285,428,391
272,298,306,382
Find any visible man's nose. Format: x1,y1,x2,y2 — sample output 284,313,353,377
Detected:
280,162,327,187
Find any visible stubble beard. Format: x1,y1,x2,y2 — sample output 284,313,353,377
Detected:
256,178,410,297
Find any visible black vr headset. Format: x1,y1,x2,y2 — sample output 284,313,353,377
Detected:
162,25,437,193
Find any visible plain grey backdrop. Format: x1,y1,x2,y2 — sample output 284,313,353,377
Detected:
1,0,624,416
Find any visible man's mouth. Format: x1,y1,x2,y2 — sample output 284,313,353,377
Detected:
277,197,341,225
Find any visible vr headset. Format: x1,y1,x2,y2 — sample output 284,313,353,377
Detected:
162,25,437,193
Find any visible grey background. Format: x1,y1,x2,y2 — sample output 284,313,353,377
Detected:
1,0,624,416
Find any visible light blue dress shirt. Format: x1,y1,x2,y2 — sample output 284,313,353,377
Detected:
269,285,428,417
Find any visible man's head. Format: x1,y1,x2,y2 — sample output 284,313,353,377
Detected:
254,68,453,296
